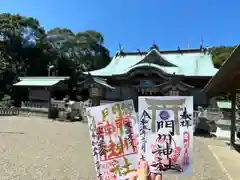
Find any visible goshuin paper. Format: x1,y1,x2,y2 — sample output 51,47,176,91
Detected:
87,100,139,180
138,96,193,176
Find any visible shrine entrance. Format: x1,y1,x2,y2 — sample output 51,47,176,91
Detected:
136,79,164,96
137,87,163,96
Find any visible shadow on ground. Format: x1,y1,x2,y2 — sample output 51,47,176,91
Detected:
194,128,214,138
52,118,88,124
225,141,240,153
233,144,240,153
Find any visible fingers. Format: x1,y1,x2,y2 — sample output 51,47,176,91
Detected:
131,161,162,180
129,176,137,180
150,173,156,180
138,161,149,180
150,173,162,180
155,174,162,180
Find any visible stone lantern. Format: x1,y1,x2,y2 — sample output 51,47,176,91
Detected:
78,73,115,107
89,84,103,106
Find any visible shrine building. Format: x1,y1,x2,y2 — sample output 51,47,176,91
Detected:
85,44,218,109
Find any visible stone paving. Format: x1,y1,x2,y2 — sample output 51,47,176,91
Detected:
0,116,235,180
208,142,240,180
164,137,229,180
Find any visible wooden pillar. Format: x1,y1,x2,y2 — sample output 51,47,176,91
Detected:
48,87,53,119
230,91,236,147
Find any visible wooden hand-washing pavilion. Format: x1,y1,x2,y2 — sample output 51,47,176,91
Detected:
203,45,240,147
84,44,218,108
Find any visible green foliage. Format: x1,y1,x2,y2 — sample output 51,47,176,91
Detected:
0,13,52,96
0,94,12,107
211,45,236,68
47,28,110,73
0,13,111,98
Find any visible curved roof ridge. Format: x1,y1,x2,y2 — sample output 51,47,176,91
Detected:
113,48,206,56
85,47,217,77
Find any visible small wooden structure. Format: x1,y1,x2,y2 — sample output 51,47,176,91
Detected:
13,76,69,108
203,45,240,146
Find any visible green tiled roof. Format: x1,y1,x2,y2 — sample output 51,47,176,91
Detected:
92,77,115,89
216,101,238,109
86,48,218,77
13,77,69,86
78,76,115,89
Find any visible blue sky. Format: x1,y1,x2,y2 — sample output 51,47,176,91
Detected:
1,0,239,54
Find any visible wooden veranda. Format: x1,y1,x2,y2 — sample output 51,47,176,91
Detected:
203,45,240,147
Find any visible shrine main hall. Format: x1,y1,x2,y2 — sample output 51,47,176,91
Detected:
85,44,218,108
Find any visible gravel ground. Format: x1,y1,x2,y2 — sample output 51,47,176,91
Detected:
0,116,230,180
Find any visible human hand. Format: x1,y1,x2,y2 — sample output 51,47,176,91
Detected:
129,161,162,180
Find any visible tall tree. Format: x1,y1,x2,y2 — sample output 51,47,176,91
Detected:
211,46,236,68
47,28,111,74
46,28,111,99
0,13,51,97
0,13,49,75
